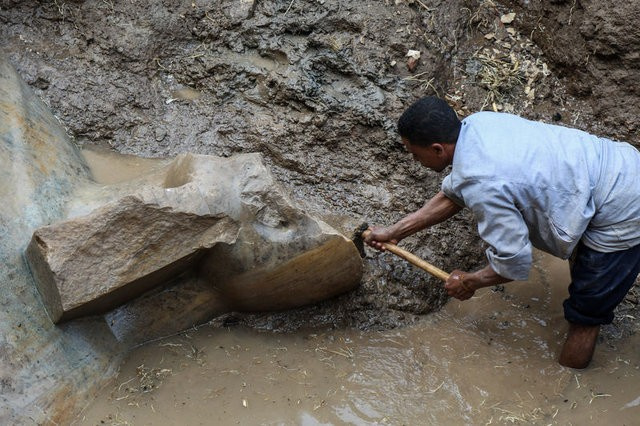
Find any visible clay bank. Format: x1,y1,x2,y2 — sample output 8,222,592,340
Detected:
2,0,640,424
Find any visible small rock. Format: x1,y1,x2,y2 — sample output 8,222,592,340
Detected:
526,87,535,100
224,0,256,21
406,50,420,72
406,49,421,60
407,57,418,72
154,128,167,141
500,12,516,24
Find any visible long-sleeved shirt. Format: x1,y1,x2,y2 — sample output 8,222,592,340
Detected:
441,112,640,281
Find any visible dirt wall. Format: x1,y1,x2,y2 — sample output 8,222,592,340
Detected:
498,0,640,143
3,2,640,422
1,0,637,331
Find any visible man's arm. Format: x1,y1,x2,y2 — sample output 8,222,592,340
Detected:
445,264,512,300
365,191,462,249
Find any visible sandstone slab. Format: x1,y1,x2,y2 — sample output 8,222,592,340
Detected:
26,196,240,323
26,151,363,326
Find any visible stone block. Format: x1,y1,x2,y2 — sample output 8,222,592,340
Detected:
26,153,363,326
26,196,239,323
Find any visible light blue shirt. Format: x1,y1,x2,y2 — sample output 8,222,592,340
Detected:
441,112,640,281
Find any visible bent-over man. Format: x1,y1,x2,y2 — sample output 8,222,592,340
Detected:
366,96,640,369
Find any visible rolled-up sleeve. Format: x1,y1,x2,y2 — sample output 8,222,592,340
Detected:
460,180,532,281
441,175,466,207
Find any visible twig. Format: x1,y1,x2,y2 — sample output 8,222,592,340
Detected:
414,0,434,12
118,377,135,392
589,392,611,404
426,381,445,394
284,0,295,15
568,0,577,25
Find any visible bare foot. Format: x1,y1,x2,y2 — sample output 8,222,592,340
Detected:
559,323,600,369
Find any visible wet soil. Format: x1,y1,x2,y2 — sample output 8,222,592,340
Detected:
0,0,619,330
500,0,640,140
2,0,640,421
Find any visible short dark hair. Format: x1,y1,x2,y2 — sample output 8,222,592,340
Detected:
397,96,461,146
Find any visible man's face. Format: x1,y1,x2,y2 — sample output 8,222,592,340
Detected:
402,137,449,172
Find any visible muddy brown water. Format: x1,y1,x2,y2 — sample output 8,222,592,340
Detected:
77,149,640,425
82,147,169,185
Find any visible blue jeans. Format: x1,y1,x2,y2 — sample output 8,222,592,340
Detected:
563,242,640,326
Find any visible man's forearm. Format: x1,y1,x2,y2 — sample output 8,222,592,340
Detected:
446,263,512,300
389,191,463,240
465,264,512,290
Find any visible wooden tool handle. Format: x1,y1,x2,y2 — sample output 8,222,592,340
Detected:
363,230,450,282
382,242,450,281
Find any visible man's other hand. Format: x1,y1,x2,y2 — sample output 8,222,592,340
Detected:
445,269,475,300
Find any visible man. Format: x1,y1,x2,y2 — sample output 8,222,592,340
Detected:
365,96,640,369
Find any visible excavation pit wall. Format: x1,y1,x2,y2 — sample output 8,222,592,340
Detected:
3,0,640,423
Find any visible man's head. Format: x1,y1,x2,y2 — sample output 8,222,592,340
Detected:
397,96,460,172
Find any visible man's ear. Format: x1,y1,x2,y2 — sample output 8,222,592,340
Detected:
431,143,444,155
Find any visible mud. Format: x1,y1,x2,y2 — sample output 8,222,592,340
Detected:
2,0,640,421
77,252,640,425
500,0,640,140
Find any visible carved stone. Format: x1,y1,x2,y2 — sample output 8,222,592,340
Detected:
1,53,362,424
26,196,240,323
25,152,363,325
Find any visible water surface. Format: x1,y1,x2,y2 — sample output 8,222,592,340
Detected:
76,252,640,425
